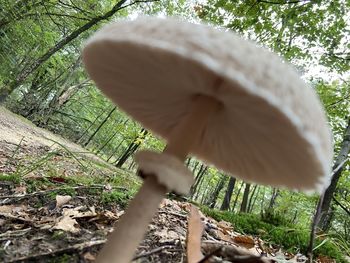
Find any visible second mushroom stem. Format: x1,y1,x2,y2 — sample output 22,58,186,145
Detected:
96,95,220,263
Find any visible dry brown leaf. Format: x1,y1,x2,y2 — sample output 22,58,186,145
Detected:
316,256,336,263
13,186,26,194
56,195,72,207
0,205,14,214
218,220,233,234
83,252,96,261
62,207,96,218
54,216,79,233
217,229,233,242
186,205,204,263
233,235,255,249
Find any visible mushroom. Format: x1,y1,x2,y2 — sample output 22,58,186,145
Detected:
82,17,333,262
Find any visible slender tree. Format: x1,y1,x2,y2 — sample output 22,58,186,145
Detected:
318,117,350,230
232,181,244,212
220,176,236,211
116,128,148,168
83,107,116,147
205,175,227,208
240,183,251,213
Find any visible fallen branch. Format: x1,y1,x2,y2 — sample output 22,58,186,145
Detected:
0,228,31,239
132,245,178,260
0,213,35,226
201,242,273,263
158,210,187,219
8,239,106,262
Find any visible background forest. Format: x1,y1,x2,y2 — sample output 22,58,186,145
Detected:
0,0,349,262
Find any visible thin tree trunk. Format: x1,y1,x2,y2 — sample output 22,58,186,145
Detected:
268,188,280,210
76,106,109,143
207,175,227,209
186,157,192,167
318,117,350,230
220,176,236,211
190,165,207,197
116,129,148,168
96,130,119,155
96,119,129,155
232,182,244,212
83,107,116,147
107,138,125,162
194,170,208,201
248,185,259,213
240,183,251,213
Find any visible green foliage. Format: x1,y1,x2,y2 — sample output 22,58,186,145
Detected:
0,173,21,183
201,207,347,262
261,208,291,227
101,190,130,207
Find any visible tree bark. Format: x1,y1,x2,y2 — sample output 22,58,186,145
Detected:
220,176,236,211
319,117,350,230
240,183,251,213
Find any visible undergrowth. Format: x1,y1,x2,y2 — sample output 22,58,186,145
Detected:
201,207,347,263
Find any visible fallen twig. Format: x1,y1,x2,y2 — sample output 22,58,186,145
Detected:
0,228,31,239
158,210,187,219
132,245,178,260
8,239,106,262
201,242,273,263
0,212,35,226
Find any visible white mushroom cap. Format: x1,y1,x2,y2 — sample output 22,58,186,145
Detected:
83,17,333,192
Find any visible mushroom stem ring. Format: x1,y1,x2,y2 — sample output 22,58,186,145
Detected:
96,95,220,263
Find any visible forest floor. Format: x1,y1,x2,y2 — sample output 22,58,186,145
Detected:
0,107,337,263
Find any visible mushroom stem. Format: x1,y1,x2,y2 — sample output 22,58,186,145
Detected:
96,95,220,263
164,95,221,161
96,175,167,263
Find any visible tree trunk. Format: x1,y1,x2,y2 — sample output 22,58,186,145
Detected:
268,188,280,210
193,169,208,201
186,157,192,167
190,165,207,197
319,117,350,230
96,130,119,155
232,182,244,212
240,183,251,213
83,107,116,147
76,106,109,143
220,176,236,211
250,186,261,213
116,128,148,168
207,175,227,209
96,119,129,155
0,0,138,102
107,138,125,162
248,185,258,213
